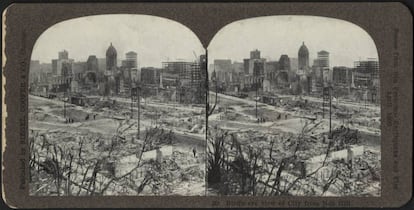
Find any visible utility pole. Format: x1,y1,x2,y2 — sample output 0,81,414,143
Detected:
255,75,258,120
137,86,141,139
64,96,66,121
329,84,332,138
322,83,333,139
64,80,69,122
253,63,259,120
131,85,141,139
322,92,325,119
131,90,133,119
207,68,218,117
323,85,330,119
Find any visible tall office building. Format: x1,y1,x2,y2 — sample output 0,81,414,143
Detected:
214,59,232,72
141,67,161,85
298,42,309,71
52,59,58,75
290,57,298,72
316,50,329,68
250,49,261,59
243,50,266,75
333,66,353,85
279,54,291,71
123,51,138,69
86,55,99,72
354,59,379,88
106,43,117,71
354,59,380,103
51,50,74,76
58,50,69,60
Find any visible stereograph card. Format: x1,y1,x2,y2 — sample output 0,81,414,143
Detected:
1,2,412,208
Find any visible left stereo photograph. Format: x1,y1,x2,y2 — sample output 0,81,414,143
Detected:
28,14,207,196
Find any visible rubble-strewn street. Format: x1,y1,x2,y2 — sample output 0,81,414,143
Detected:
29,94,206,196
206,92,380,196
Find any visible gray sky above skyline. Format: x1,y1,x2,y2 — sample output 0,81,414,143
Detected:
32,15,378,70
208,16,379,69
31,14,205,68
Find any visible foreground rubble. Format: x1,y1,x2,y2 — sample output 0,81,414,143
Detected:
29,95,206,196
206,93,381,196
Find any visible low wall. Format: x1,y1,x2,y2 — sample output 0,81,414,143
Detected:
306,145,364,172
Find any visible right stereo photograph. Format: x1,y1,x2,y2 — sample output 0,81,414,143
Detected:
206,15,381,196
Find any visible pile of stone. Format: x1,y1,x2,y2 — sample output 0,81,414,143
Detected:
332,126,360,150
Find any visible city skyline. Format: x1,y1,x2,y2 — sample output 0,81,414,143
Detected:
208,16,378,68
31,14,205,68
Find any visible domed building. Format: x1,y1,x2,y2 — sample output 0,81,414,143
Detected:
103,43,121,96
298,42,309,71
106,43,117,71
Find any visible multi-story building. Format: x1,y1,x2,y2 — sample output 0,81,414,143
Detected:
51,59,58,75
106,43,117,71
104,43,121,95
72,62,86,81
162,61,192,78
289,57,298,73
243,50,266,76
58,50,69,60
141,67,161,85
97,58,106,72
311,51,329,86
250,49,261,59
214,59,232,72
213,59,232,83
189,59,206,104
118,51,138,94
311,59,322,78
51,50,74,76
353,59,379,88
82,56,99,88
264,61,279,81
240,50,267,90
86,55,99,72
48,50,75,95
279,54,290,71
316,50,329,68
162,60,205,104
232,62,244,73
163,57,206,104
122,51,138,69
243,59,250,75
353,59,380,103
298,42,310,72
253,61,265,78
332,66,353,86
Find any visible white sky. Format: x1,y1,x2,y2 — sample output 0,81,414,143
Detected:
208,15,379,68
31,14,205,68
